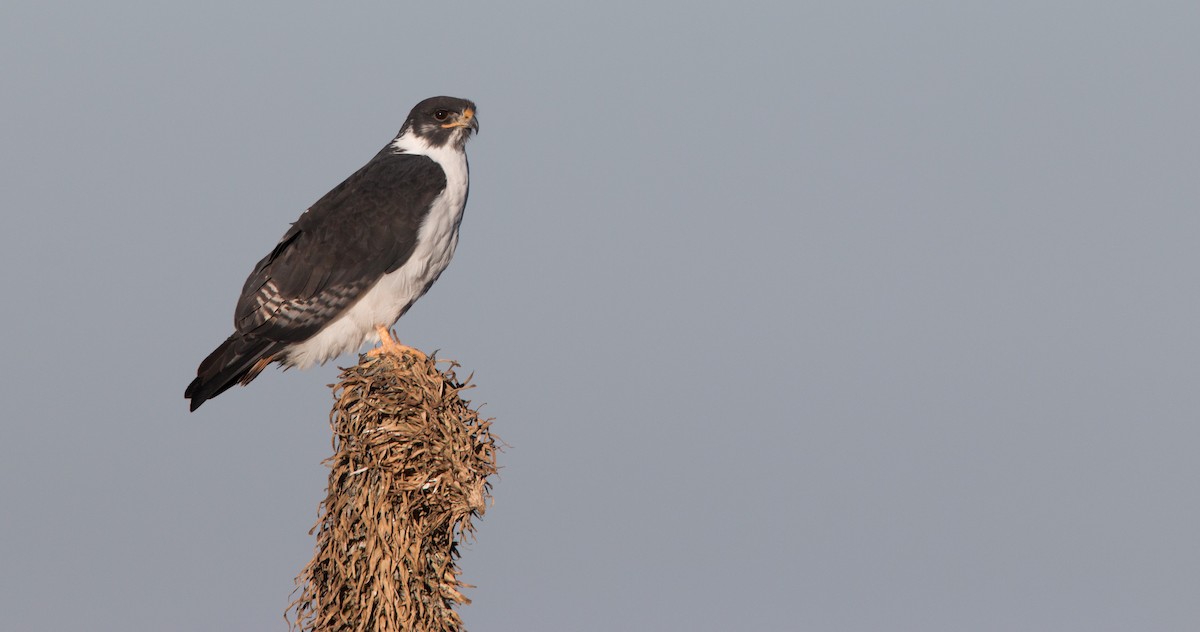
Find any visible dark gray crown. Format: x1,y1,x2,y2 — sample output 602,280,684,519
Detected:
399,96,478,149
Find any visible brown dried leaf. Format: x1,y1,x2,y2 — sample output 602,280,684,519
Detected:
287,352,499,632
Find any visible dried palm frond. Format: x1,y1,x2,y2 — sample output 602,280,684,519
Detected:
288,351,499,632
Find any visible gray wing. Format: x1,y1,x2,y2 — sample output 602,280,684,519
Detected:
233,151,448,342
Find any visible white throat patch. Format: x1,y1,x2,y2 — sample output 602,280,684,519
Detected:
390,128,468,178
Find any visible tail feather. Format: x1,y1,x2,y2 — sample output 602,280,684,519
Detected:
186,334,284,411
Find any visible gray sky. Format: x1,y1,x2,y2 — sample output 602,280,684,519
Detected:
2,1,1198,630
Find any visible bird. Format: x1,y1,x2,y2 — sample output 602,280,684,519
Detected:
185,96,479,411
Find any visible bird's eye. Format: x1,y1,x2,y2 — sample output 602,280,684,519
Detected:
433,110,450,121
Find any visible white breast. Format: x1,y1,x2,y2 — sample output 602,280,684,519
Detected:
283,136,469,368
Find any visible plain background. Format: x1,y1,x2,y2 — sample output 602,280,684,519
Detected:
2,1,1198,630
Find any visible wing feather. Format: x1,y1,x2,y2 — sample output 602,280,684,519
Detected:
233,151,448,342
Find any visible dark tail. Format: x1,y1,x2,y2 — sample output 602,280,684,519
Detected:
185,334,284,411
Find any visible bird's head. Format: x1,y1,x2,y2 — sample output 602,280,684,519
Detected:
395,96,479,152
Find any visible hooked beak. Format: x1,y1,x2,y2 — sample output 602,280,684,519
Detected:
441,108,479,134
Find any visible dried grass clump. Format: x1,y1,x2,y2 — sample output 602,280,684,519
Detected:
288,351,498,632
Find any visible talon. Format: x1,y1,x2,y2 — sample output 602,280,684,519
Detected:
369,324,427,360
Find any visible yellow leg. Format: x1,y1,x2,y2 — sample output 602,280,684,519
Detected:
368,324,427,360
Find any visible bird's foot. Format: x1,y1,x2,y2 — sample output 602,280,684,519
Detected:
370,325,428,361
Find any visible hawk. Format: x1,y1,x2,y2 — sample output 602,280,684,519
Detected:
186,96,478,411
